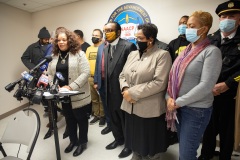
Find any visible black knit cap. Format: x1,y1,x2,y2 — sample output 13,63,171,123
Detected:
38,27,50,38
216,0,240,16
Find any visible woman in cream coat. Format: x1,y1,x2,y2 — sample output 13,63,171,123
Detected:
119,23,172,160
47,27,91,157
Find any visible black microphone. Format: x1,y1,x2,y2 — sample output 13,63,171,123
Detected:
32,74,49,104
5,71,34,92
29,55,52,74
13,80,27,101
5,80,20,92
50,72,65,94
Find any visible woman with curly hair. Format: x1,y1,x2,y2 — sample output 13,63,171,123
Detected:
47,27,91,157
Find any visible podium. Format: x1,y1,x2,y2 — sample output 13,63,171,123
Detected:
43,91,82,160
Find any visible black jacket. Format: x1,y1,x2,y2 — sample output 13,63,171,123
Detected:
104,38,137,110
208,26,240,97
21,41,48,70
168,35,190,62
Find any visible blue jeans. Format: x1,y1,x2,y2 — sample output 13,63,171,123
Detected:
176,106,213,160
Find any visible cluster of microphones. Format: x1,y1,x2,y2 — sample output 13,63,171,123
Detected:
5,55,65,104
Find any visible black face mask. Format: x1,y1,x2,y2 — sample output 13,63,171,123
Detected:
92,37,100,44
137,41,148,53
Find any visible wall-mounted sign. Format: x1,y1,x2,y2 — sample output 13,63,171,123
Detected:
108,3,151,44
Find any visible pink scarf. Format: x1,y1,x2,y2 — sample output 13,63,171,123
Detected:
166,38,210,131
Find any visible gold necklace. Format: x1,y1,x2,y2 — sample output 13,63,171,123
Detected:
59,52,69,64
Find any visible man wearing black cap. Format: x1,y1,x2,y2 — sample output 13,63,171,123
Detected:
21,27,51,118
198,1,240,160
21,27,51,70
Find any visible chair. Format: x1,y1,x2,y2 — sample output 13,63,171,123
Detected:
0,108,40,160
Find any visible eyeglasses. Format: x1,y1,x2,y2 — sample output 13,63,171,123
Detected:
92,34,101,38
135,36,147,42
103,29,115,33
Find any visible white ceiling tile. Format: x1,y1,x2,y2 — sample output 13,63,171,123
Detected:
0,0,84,12
47,0,74,7
0,0,11,3
30,0,61,5
28,4,52,12
5,0,43,10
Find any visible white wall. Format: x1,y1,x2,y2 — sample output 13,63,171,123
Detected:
0,3,32,116
32,0,225,44
0,0,226,115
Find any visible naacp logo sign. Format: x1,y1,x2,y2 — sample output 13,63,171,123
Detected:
108,3,151,44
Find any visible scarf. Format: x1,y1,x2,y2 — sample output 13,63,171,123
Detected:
166,38,211,131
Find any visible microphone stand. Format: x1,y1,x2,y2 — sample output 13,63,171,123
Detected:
43,91,84,160
47,98,60,160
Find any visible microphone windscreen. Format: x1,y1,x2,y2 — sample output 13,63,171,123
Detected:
21,71,33,82
37,74,48,88
56,72,65,81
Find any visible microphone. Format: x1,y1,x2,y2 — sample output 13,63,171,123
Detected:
5,71,34,92
29,55,52,74
21,71,33,82
50,72,65,94
5,80,20,92
36,74,48,88
32,74,49,104
39,64,47,72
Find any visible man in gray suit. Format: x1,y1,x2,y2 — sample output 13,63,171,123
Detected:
103,22,137,158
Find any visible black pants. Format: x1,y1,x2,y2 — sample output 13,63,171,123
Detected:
62,101,90,145
200,96,235,160
107,98,125,144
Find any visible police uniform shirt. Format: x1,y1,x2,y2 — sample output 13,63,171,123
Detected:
220,31,237,44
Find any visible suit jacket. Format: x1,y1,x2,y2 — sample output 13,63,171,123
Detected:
104,38,137,110
119,44,172,118
94,42,105,89
47,51,91,109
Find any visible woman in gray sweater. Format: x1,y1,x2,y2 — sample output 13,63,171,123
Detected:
166,11,222,160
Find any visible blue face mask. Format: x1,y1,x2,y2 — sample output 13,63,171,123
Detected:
185,28,201,43
219,19,236,33
178,24,187,35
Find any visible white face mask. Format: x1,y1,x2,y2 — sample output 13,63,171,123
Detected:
185,28,202,43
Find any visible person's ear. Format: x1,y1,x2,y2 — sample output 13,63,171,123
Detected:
203,26,209,35
117,30,121,37
237,15,240,25
149,37,154,44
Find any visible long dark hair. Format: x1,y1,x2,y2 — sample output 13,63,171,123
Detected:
52,28,80,56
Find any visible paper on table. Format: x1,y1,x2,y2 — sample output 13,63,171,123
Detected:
43,92,52,97
43,90,79,97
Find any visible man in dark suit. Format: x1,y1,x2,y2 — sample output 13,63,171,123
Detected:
94,40,112,135
103,22,137,158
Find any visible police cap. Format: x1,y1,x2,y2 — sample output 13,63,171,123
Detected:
216,0,240,16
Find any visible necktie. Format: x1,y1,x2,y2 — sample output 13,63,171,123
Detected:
101,50,104,79
223,37,229,43
110,45,116,59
